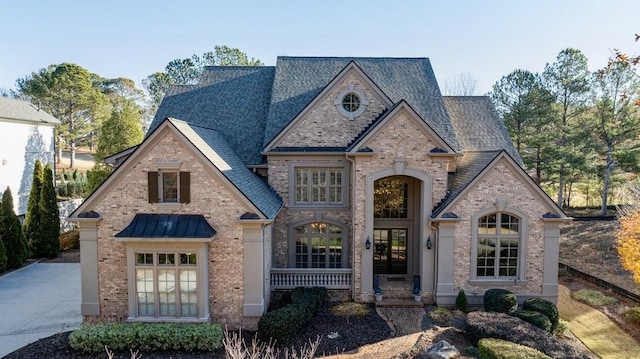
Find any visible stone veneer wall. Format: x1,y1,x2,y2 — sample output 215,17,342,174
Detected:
351,112,449,300
88,131,251,329
448,159,550,296
277,73,388,147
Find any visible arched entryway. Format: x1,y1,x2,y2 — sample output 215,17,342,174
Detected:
373,176,418,277
360,166,435,302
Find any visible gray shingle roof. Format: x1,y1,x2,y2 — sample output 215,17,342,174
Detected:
443,96,522,165
264,57,460,151
169,118,282,219
432,150,502,217
0,97,60,126
115,213,216,238
150,66,275,165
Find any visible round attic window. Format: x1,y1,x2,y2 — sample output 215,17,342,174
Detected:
335,85,368,120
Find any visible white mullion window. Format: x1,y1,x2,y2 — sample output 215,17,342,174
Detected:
160,171,179,203
294,168,343,205
476,213,520,279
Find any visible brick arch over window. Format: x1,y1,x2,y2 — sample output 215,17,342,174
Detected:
470,207,528,284
288,219,348,268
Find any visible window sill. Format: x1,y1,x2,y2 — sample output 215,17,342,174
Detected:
156,203,183,210
127,315,209,323
469,279,527,286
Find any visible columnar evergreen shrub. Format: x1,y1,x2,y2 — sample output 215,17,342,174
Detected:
23,159,43,249
0,187,29,269
31,164,60,258
523,298,559,332
484,288,518,315
0,234,7,273
456,288,468,312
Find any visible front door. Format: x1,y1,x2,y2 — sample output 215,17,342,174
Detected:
373,228,408,275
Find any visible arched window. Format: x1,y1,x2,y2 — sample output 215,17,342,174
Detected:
476,212,521,279
292,222,345,268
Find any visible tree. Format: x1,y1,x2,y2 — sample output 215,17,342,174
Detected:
143,45,263,111
0,232,6,273
589,61,640,215
23,159,43,248
543,48,591,208
616,184,640,284
443,73,479,96
489,70,557,184
16,63,110,168
0,187,29,269
31,164,60,258
95,97,144,162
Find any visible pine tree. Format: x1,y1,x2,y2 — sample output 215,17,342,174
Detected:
23,159,43,251
0,233,6,273
0,187,29,269
32,164,60,258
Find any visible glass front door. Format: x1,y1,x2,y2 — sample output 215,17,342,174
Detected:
373,228,408,275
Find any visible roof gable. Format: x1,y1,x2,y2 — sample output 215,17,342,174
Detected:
71,118,282,219
347,100,456,153
263,57,460,151
264,61,393,151
432,150,567,218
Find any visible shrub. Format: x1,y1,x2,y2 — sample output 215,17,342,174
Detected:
573,289,617,307
625,307,640,325
478,338,551,359
60,230,80,251
523,298,559,332
517,310,552,332
554,319,569,337
456,288,468,313
0,187,29,269
69,322,223,353
258,286,327,346
484,289,517,315
330,302,369,324
465,311,585,358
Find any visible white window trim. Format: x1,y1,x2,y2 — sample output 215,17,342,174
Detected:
470,207,528,285
288,162,349,209
159,170,180,203
126,242,210,322
334,85,369,120
288,219,349,269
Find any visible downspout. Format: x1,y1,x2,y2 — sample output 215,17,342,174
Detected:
346,154,357,300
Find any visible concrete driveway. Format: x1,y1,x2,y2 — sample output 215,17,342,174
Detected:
0,262,81,358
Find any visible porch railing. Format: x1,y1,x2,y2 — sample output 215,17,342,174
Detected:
270,268,353,289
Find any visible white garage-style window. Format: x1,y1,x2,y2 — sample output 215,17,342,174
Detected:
471,209,528,283
289,220,348,268
125,243,209,322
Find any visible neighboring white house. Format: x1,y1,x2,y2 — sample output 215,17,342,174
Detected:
0,97,60,214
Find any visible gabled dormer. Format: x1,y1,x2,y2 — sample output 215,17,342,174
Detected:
263,61,394,152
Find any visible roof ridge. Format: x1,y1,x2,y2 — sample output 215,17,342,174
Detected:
277,56,430,60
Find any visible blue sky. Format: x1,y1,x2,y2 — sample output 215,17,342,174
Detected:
1,0,639,94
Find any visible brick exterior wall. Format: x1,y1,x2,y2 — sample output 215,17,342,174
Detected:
277,74,388,147
447,159,550,295
89,131,252,329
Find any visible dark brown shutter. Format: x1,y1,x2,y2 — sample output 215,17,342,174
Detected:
180,171,190,203
148,171,159,203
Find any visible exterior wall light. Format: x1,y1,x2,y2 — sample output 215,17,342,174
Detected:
426,236,433,250
365,237,371,250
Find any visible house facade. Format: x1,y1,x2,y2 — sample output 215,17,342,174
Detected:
0,97,59,215
70,57,568,329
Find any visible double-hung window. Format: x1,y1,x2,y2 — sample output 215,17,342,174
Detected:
148,170,190,204
294,167,344,205
476,213,521,279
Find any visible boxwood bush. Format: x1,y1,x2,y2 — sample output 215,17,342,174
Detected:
258,286,327,346
68,322,223,353
523,298,559,332
484,289,518,315
478,338,552,359
517,310,552,332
